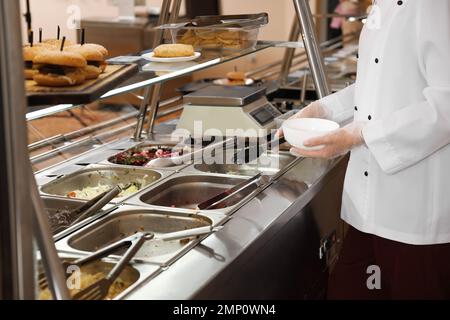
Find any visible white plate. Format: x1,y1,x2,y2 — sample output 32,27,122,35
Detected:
141,52,201,63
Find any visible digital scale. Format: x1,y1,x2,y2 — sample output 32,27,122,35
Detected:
177,85,282,138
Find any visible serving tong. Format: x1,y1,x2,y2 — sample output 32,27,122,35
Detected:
68,185,123,226
197,172,267,210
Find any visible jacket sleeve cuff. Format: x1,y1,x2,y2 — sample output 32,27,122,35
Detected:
320,86,355,124
362,120,404,175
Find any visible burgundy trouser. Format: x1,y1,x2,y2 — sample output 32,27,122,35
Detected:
327,226,450,300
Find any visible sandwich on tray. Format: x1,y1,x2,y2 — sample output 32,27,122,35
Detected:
33,38,87,87
23,45,51,80
66,45,106,79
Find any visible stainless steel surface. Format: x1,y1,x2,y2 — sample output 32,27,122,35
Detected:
188,151,296,176
129,173,258,213
56,206,226,266
183,85,266,107
125,157,347,299
293,0,331,98
279,18,301,86
40,165,167,203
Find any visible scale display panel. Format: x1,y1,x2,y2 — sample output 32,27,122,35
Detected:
250,104,281,126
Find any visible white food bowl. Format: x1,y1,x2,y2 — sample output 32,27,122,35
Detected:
282,118,340,150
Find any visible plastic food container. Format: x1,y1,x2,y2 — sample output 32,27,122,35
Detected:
157,13,268,51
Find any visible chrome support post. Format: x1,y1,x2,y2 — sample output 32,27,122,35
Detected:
293,0,331,98
278,19,301,86
146,0,183,137
133,86,152,141
145,83,163,138
134,0,184,140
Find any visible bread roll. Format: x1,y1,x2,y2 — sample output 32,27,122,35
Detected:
153,44,195,58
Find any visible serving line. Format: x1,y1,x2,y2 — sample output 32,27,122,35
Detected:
122,155,346,299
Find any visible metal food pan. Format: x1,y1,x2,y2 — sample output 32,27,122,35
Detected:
104,142,193,171
40,165,171,204
43,196,116,241
101,137,228,171
37,252,160,300
126,172,259,215
184,151,297,177
55,205,226,266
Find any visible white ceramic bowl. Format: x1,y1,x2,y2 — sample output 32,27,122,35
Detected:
282,118,340,150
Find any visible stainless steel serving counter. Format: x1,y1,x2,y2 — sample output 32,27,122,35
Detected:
36,129,347,300
122,155,347,299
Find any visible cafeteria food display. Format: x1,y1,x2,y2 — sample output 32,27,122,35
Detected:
23,27,110,87
26,42,109,87
157,13,268,50
23,29,139,105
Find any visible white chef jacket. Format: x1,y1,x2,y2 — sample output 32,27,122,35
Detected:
319,0,450,245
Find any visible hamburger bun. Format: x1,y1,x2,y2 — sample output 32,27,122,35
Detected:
43,38,75,48
65,45,104,61
83,43,109,58
33,69,85,87
82,65,102,80
25,68,39,80
34,42,58,49
34,51,87,68
66,45,107,77
23,45,50,61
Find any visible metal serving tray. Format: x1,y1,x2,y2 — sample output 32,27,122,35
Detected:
55,205,227,267
184,151,297,177
125,172,259,215
43,196,116,241
40,165,172,204
37,253,160,300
